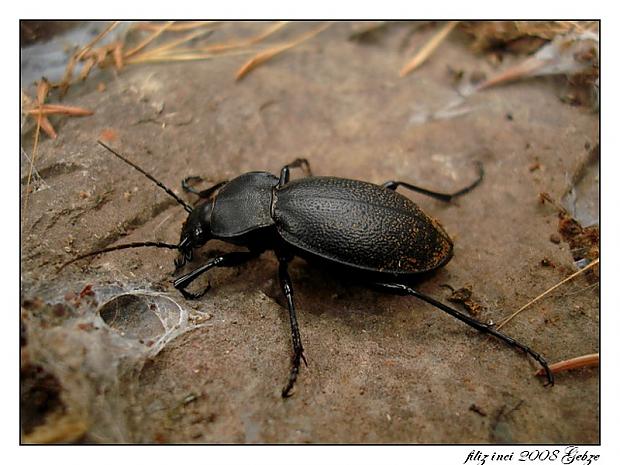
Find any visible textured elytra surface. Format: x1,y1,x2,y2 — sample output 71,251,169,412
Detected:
20,22,598,444
274,176,453,273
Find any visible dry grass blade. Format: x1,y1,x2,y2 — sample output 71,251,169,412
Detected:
127,49,253,65
497,258,599,330
535,353,599,376
125,27,216,64
139,21,288,59
112,42,123,70
76,21,120,60
78,57,96,80
400,21,459,77
133,21,215,32
22,78,96,218
247,21,289,45
22,81,48,219
55,21,120,95
124,21,174,58
202,21,288,54
236,22,330,81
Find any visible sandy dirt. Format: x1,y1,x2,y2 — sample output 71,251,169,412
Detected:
20,22,599,443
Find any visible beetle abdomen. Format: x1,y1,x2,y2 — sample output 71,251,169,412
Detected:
273,177,453,274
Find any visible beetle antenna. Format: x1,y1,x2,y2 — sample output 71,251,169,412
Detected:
58,241,179,272
97,141,193,213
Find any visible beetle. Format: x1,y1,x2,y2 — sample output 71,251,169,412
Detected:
63,141,553,397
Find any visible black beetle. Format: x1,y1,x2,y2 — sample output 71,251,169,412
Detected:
64,141,553,397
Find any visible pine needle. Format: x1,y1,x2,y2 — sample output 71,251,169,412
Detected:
26,104,94,116
236,22,330,81
497,258,599,330
125,49,252,65
56,21,119,94
123,21,174,58
535,353,599,376
23,108,43,220
200,21,288,54
133,21,215,32
400,21,459,77
126,26,216,64
76,21,120,61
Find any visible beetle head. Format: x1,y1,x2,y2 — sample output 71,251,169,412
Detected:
175,201,214,269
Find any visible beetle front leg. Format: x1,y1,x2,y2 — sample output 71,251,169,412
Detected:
173,251,257,299
277,158,313,187
277,257,308,398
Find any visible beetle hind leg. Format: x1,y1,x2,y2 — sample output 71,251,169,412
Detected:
277,257,307,398
382,161,484,202
374,281,554,387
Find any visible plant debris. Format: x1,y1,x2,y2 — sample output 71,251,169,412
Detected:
497,258,599,330
236,22,330,81
470,29,599,98
539,192,599,271
348,22,390,45
535,353,598,377
445,284,485,317
461,21,596,54
469,403,487,417
400,21,459,77
21,79,94,140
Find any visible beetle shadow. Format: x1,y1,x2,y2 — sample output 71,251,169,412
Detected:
261,255,445,323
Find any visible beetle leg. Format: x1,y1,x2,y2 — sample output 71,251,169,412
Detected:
374,282,554,387
277,258,307,398
181,176,228,199
277,158,313,187
382,161,484,202
173,251,257,299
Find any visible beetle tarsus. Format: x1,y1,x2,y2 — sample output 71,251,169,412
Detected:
178,284,211,300
173,252,257,298
182,176,228,200
282,350,304,398
278,257,306,398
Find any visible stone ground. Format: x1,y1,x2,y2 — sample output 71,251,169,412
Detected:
20,22,599,443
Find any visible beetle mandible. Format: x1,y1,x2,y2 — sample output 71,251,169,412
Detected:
64,141,553,397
